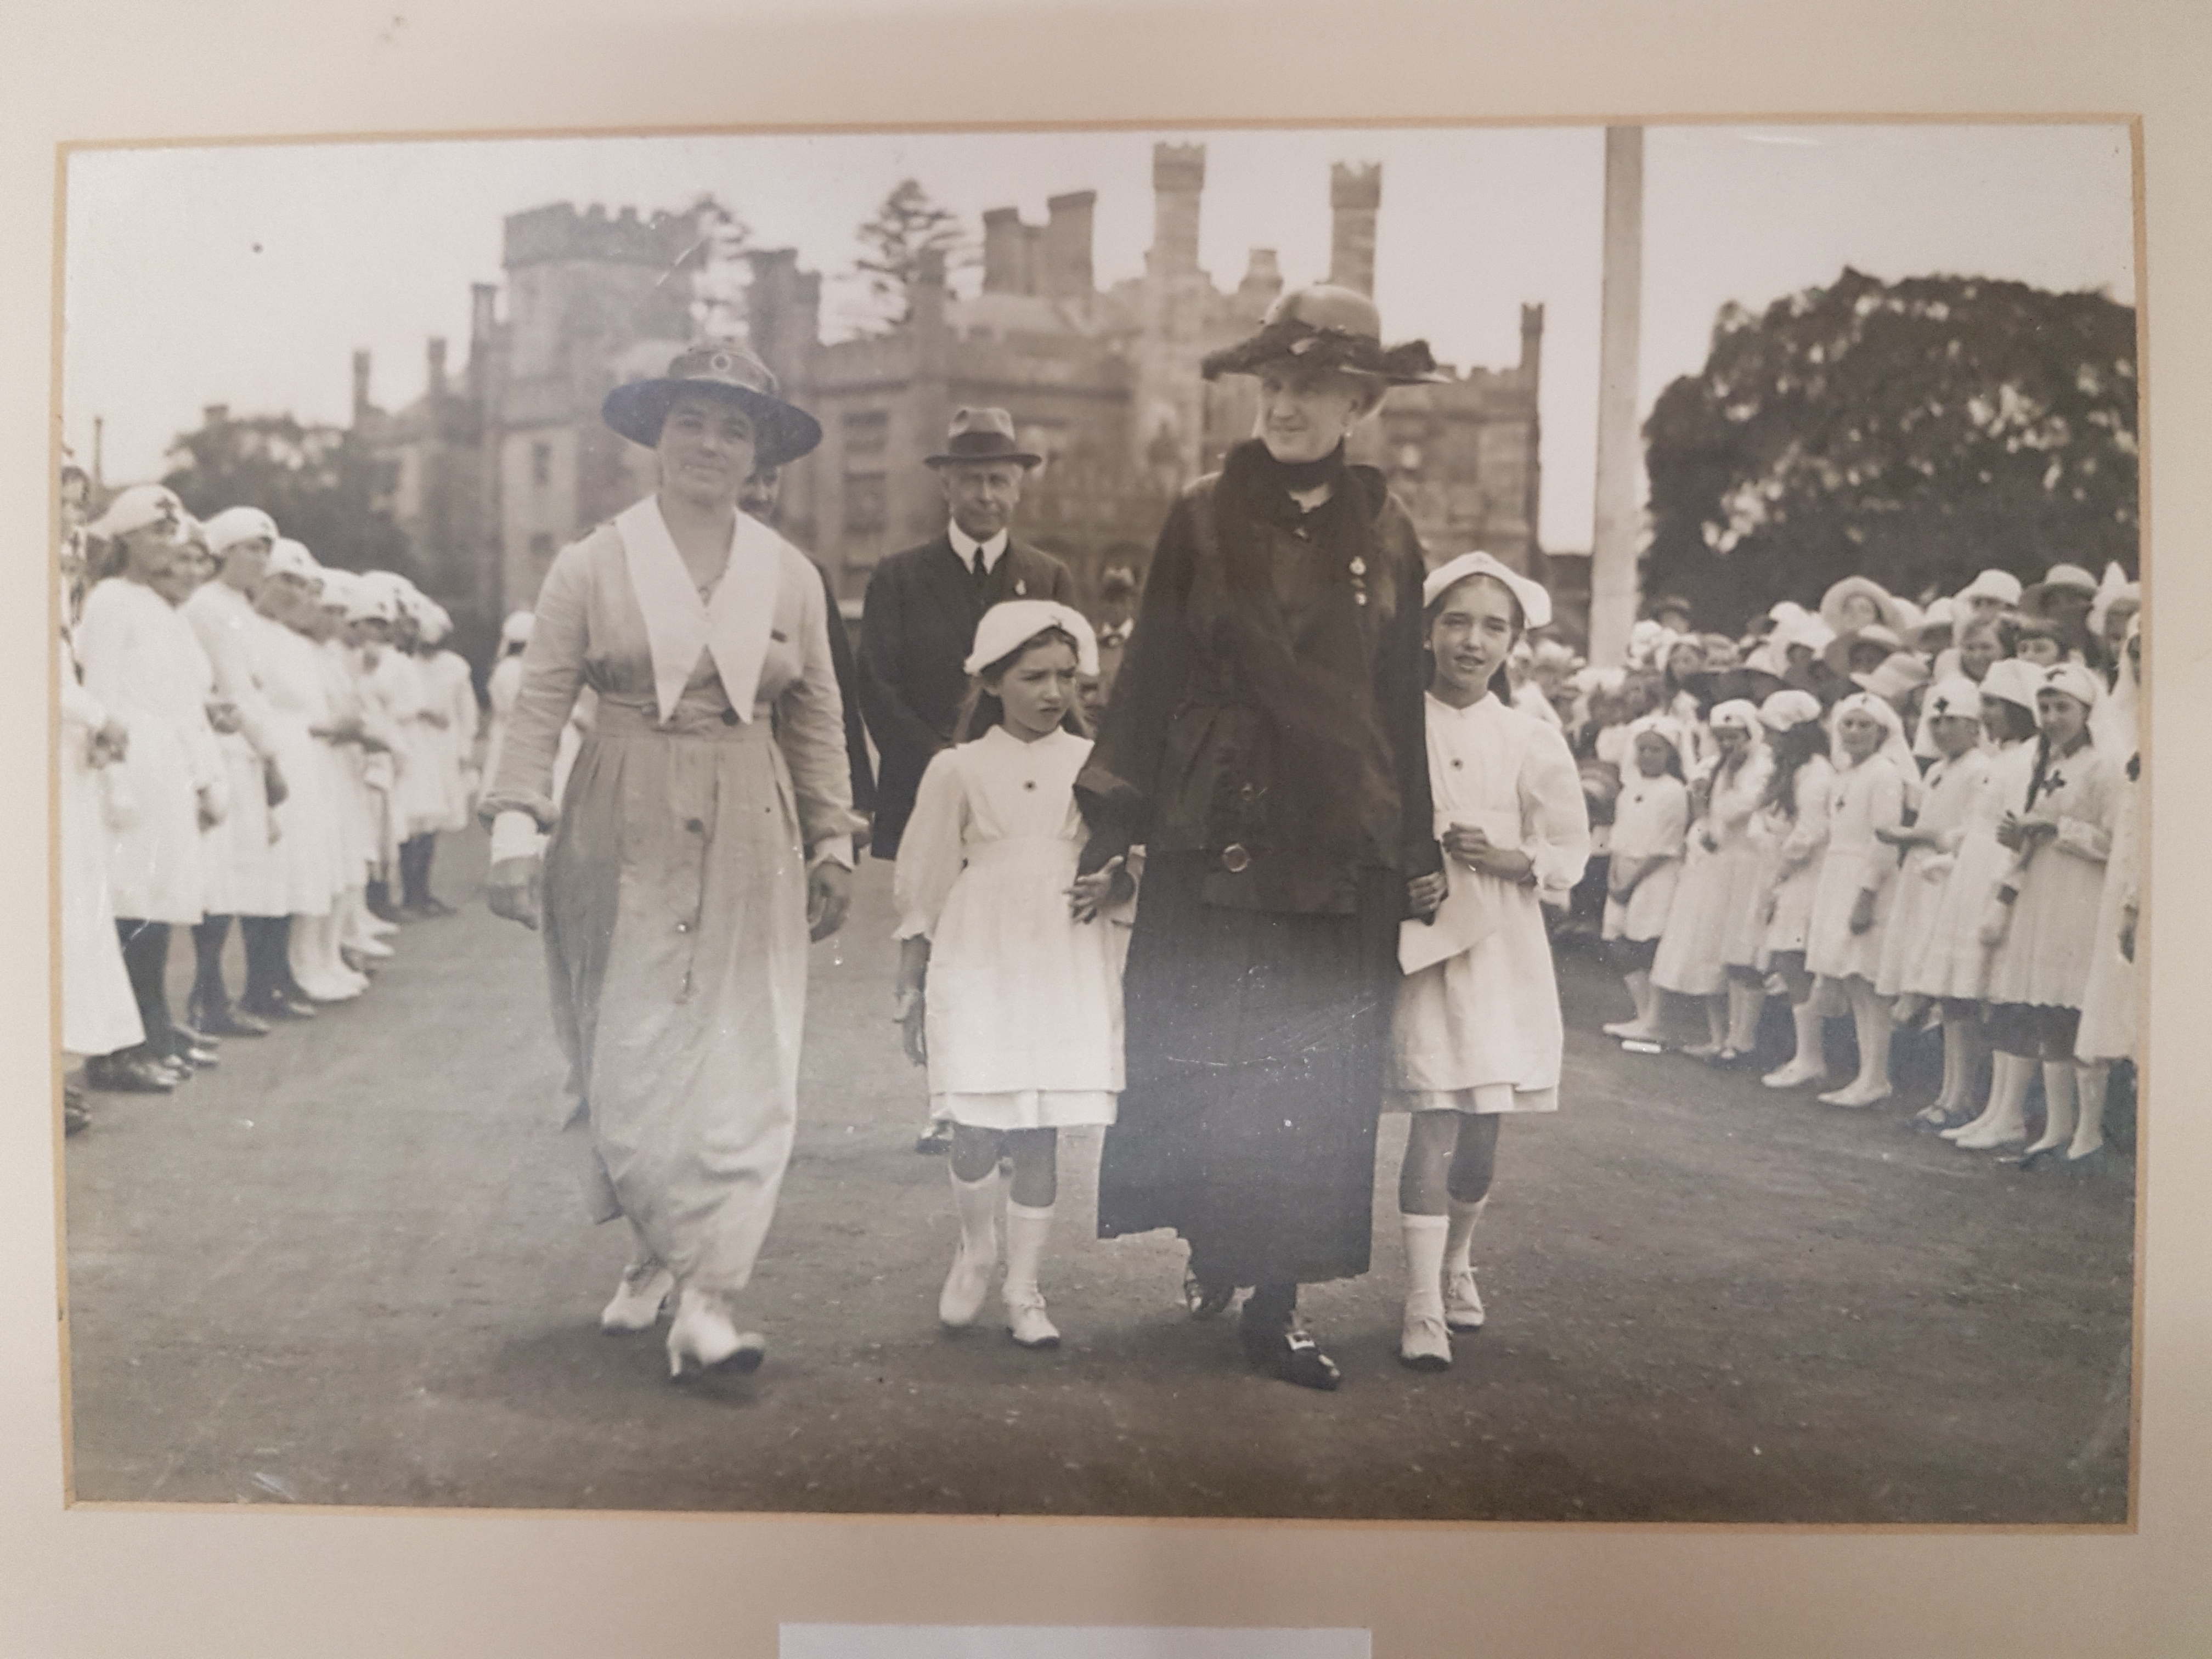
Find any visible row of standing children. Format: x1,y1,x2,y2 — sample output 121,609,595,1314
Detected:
1591,567,2139,1167
891,557,1590,1374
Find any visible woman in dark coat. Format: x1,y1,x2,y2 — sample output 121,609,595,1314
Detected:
1073,286,1446,1389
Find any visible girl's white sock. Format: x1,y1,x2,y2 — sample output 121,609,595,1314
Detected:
2070,1062,2110,1158
1790,999,1826,1070
1726,981,1763,1052
1402,1212,1449,1319
2032,1060,2079,1152
950,1164,1002,1271
1002,1200,1053,1305
1444,1195,1488,1275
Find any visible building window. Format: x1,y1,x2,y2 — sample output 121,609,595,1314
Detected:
844,472,887,535
843,411,889,458
531,441,552,486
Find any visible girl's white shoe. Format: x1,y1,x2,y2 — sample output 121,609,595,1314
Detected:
1005,1295,1060,1351
600,1263,674,1333
1762,1058,1825,1089
938,1244,995,1328
1443,1267,1486,1332
665,1288,764,1380
1398,1308,1452,1371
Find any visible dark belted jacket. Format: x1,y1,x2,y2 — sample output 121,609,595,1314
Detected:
857,531,1074,859
1077,452,1442,915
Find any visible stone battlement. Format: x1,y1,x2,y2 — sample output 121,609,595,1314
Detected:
503,201,694,270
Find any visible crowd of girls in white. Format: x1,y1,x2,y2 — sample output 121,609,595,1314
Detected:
58,476,490,1126
1583,563,2141,1169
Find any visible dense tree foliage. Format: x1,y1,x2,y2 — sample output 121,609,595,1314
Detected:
1642,268,2137,630
853,178,969,326
161,412,410,575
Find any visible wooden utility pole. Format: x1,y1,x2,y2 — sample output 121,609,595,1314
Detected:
1590,126,1644,666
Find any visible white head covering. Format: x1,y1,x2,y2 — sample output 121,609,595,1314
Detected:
1979,657,2044,714
264,539,321,583
963,599,1099,678
2040,659,2104,711
2038,562,2099,598
1830,690,1920,803
500,610,535,648
2092,612,2140,756
1852,651,1932,705
2086,562,2140,640
315,568,357,610
1956,568,2023,608
1622,712,1686,761
1913,596,1957,642
1772,611,1837,659
1819,575,1909,636
1920,675,1983,725
418,603,453,646
343,580,399,624
1421,550,1553,630
1708,698,1762,736
87,483,184,541
202,506,279,556
1758,689,1824,732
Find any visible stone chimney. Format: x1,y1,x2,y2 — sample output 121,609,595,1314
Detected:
1042,190,1096,300
1150,143,1205,275
351,349,372,422
1236,248,1284,314
468,283,498,401
982,207,1032,295
745,247,823,387
427,337,448,398
1520,301,1545,379
1328,162,1381,296
202,403,230,429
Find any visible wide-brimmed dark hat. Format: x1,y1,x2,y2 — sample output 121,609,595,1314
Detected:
924,407,1043,470
601,341,822,468
1202,285,1443,384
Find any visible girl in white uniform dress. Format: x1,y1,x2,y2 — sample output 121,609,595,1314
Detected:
1801,692,1916,1107
1653,699,1771,1061
2066,619,2140,1164
1385,554,1588,1371
1955,663,2116,1153
1917,661,2044,1137
896,602,1124,1352
1600,715,1688,1043
1752,691,1837,1091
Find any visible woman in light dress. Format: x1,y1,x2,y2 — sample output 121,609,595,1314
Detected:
2064,619,2140,1165
1384,552,1587,1372
483,342,857,1381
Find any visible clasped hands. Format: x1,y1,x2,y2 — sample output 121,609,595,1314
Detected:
1994,810,2057,853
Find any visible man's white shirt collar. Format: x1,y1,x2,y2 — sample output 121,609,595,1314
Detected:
949,521,1007,574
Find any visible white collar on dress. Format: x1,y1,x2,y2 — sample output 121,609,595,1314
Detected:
948,521,1007,574
616,495,783,725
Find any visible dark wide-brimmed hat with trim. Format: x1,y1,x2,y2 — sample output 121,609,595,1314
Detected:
1201,284,1443,384
924,407,1043,470
601,341,823,469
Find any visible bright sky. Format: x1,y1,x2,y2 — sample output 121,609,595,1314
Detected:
61,122,2134,552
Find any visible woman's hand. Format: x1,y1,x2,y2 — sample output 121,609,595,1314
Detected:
1406,868,1447,921
1068,855,1127,924
487,854,541,930
807,861,852,941
1848,889,1877,935
263,759,289,809
196,786,222,832
89,717,129,767
2120,902,2138,963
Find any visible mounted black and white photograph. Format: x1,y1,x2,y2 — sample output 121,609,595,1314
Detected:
52,119,2141,1525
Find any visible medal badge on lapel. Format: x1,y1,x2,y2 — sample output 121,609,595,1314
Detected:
1014,578,1027,596
1347,555,1368,607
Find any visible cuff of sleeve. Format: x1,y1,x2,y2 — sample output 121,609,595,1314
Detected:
489,810,546,865
2053,821,2109,860
808,836,855,871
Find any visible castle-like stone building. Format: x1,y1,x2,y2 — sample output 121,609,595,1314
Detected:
350,144,1544,665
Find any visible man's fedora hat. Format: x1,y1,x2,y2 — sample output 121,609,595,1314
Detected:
1201,285,1443,384
602,341,823,469
924,407,1043,470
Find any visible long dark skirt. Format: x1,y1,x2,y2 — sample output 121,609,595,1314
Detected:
1097,851,1402,1286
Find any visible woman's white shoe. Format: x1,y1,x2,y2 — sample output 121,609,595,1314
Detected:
1005,1295,1060,1350
600,1263,674,1333
665,1288,764,1380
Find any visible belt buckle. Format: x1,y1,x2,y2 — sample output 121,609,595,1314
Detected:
1220,842,1252,874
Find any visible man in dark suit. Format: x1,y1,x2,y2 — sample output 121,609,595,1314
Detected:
859,407,1075,1153
858,407,1075,861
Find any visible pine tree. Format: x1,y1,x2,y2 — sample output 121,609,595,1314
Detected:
853,179,968,326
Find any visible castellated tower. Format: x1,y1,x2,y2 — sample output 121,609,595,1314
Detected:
1328,163,1381,296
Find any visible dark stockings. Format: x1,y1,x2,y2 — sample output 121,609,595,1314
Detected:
115,919,172,1058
